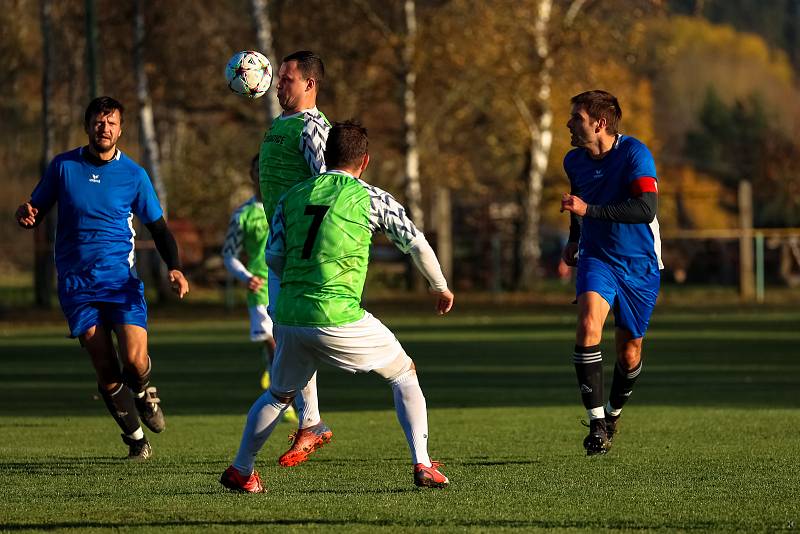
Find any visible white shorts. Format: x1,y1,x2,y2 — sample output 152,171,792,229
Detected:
271,311,405,394
248,305,274,342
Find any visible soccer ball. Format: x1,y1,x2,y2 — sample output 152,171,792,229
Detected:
225,51,273,99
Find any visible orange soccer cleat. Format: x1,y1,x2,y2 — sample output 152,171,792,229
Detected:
219,465,266,493
413,460,449,488
278,422,332,467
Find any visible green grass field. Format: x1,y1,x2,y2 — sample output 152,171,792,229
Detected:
1,303,799,532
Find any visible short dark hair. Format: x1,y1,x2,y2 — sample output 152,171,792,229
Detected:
324,120,368,169
570,90,621,134
282,50,324,87
84,96,124,129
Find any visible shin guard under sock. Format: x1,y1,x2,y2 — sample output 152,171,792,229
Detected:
573,344,604,416
99,383,142,436
608,360,642,414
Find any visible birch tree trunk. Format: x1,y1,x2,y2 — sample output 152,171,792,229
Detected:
135,0,165,211
134,0,170,299
516,0,552,290
250,0,281,122
355,0,433,290
402,0,424,232
35,0,57,308
516,0,586,290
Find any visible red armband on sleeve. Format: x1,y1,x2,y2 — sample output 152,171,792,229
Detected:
631,177,658,196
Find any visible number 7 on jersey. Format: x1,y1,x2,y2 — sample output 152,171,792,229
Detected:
302,204,330,259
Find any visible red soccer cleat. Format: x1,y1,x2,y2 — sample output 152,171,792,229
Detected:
219,465,265,493
413,460,449,488
278,422,333,467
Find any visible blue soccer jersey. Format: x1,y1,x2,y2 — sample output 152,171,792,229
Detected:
564,135,663,270
30,147,163,305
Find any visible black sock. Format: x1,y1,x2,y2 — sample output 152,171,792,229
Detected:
608,360,642,412
573,344,604,412
99,383,141,435
122,356,151,395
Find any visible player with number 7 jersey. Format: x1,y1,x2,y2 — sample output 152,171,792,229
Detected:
221,121,452,493
269,170,415,326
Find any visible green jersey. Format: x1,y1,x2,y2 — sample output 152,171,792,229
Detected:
259,107,331,224
266,171,424,327
222,197,269,307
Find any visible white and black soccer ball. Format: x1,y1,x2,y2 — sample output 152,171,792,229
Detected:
225,50,273,99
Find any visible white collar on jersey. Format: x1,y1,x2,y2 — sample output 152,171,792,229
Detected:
326,169,356,178
278,106,319,120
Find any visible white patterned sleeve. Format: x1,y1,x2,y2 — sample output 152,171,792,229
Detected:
359,180,448,291
222,210,252,283
265,199,287,277
300,114,330,175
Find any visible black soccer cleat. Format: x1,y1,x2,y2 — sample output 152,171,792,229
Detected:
582,419,610,456
135,386,165,433
604,411,621,443
122,434,152,460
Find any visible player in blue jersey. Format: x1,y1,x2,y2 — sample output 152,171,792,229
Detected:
560,90,662,456
15,96,189,460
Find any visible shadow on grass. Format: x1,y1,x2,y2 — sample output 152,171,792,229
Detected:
2,313,799,417
461,459,544,466
0,517,732,531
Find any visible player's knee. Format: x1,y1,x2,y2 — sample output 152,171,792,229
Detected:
577,318,602,344
268,388,295,405
374,352,415,384
79,325,105,348
78,326,96,345
121,357,151,393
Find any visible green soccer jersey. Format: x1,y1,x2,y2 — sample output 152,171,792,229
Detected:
267,171,424,327
259,107,331,224
222,197,269,307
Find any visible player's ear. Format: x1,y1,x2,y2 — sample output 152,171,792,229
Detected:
596,117,606,133
306,77,316,93
360,153,370,173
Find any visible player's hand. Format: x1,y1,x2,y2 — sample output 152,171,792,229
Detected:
431,288,454,315
15,202,38,228
561,242,579,267
561,193,588,217
168,270,189,299
248,275,264,293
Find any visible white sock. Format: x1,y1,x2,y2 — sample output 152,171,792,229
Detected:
391,371,431,467
127,427,145,440
588,406,605,420
605,402,622,417
294,372,321,429
232,390,288,474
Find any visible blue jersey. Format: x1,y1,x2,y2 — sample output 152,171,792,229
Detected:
564,135,662,270
30,147,163,302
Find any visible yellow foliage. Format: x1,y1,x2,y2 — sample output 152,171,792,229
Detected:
658,164,737,230
645,15,798,147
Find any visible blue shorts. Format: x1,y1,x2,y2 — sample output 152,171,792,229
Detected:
60,287,148,338
576,255,660,339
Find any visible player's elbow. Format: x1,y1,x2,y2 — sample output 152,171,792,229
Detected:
639,193,658,223
639,207,656,224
